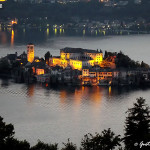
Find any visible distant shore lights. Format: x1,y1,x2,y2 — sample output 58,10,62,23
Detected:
0,0,6,8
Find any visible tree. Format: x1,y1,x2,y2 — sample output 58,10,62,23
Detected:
61,139,77,150
0,116,30,150
141,61,149,69
0,59,11,73
5,138,30,150
124,97,150,150
0,116,14,149
104,51,108,59
30,140,58,150
80,128,121,150
44,51,51,66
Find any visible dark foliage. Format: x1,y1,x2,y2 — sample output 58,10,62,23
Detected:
115,51,143,69
0,59,11,74
141,61,149,68
0,116,30,150
30,140,58,150
61,139,77,150
1,1,150,24
0,116,14,145
5,138,30,150
124,97,150,150
80,128,121,150
44,51,52,66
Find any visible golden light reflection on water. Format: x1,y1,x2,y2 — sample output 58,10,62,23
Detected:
60,90,67,104
11,29,14,46
103,30,106,36
89,86,102,108
27,84,35,101
73,88,83,106
60,86,102,108
0,32,7,44
83,29,85,35
23,28,26,33
109,86,112,96
54,28,57,35
95,30,98,35
47,28,49,36
60,28,62,34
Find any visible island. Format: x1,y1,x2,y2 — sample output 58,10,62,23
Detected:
0,43,150,87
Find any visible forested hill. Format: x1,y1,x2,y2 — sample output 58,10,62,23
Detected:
0,0,150,24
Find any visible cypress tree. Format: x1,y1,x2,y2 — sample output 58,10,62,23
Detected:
124,97,150,150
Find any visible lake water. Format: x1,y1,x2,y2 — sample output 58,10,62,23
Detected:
0,28,150,147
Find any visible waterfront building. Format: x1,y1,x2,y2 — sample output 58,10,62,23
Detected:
27,43,34,63
36,74,50,83
32,61,49,75
82,67,112,85
50,47,103,71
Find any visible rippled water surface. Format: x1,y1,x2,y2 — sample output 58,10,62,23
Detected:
0,29,150,146
0,79,150,146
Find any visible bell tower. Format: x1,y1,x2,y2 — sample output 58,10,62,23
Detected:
27,43,34,63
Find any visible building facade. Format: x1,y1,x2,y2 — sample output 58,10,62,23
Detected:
50,47,103,70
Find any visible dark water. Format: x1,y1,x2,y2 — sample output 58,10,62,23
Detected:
0,28,150,146
0,28,150,64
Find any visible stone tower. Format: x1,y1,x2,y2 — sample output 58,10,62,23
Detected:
27,43,34,63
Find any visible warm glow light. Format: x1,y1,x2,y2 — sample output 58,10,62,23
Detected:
35,59,40,62
36,69,44,75
47,28,49,36
27,84,34,98
109,86,112,96
45,83,48,87
27,44,34,63
70,59,82,70
11,20,17,25
83,29,85,35
0,0,6,1
103,31,106,35
95,30,98,35
11,30,14,46
60,28,62,34
54,28,57,35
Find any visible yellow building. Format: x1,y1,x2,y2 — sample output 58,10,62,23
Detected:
70,59,82,70
82,67,113,86
27,43,34,63
50,47,103,71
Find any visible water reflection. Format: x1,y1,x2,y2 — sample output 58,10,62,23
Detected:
60,89,67,104
0,31,7,44
83,29,85,36
0,79,9,88
109,86,112,97
23,28,26,33
60,28,62,34
54,28,57,35
60,86,103,106
46,28,49,36
0,27,146,47
11,29,14,46
26,84,35,98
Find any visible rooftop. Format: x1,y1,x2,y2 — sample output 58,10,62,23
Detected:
60,47,102,54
